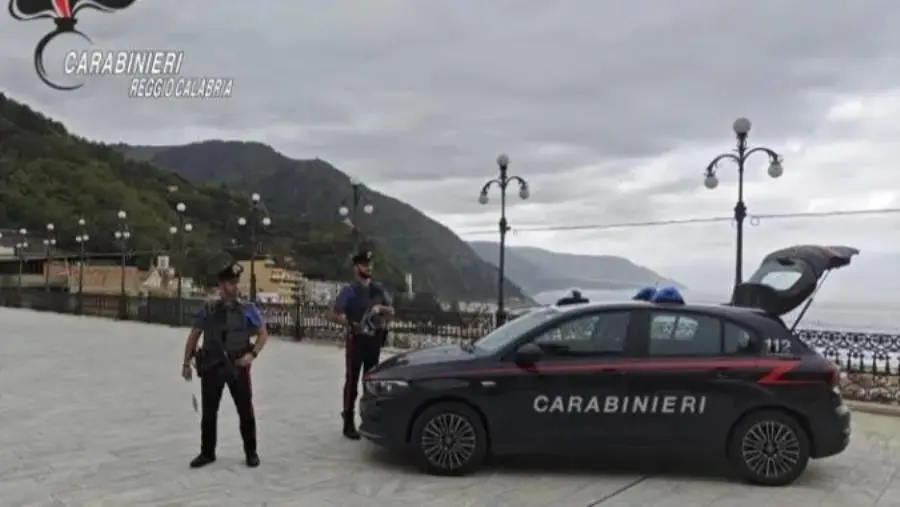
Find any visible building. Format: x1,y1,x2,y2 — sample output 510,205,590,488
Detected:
139,256,199,297
237,258,304,302
67,264,145,295
303,279,344,304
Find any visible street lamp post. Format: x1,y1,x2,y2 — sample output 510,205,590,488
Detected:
478,153,530,326
114,210,131,319
15,228,27,293
337,177,375,249
74,218,89,314
703,118,784,290
237,193,271,302
42,223,56,291
169,202,193,325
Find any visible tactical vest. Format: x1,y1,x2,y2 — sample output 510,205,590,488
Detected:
344,282,387,333
201,299,254,358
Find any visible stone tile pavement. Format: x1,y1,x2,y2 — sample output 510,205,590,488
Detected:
2,308,900,507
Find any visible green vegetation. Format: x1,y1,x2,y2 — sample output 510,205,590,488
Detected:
122,142,527,301
0,93,405,289
0,93,524,300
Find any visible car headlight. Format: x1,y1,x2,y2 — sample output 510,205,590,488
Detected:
365,379,409,397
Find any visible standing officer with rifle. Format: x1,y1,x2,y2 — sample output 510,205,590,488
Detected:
181,256,268,468
331,249,394,439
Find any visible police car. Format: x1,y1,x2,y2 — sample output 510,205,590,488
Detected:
359,245,855,486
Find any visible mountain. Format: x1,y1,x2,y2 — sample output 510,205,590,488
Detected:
468,242,684,295
119,141,527,301
0,93,409,288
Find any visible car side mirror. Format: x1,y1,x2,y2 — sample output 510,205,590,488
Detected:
514,342,543,365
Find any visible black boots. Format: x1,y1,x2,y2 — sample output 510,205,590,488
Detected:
342,411,360,440
190,454,216,468
190,453,259,468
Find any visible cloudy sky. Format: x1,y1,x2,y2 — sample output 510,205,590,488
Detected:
1,0,898,296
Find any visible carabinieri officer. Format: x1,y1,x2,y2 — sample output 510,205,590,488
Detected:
181,256,268,468
331,249,394,439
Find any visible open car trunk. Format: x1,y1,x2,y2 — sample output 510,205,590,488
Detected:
731,245,859,329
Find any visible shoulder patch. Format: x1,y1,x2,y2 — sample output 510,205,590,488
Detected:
242,303,264,329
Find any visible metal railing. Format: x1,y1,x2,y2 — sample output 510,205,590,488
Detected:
1,288,897,405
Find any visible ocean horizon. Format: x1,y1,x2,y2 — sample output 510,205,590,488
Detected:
533,288,900,334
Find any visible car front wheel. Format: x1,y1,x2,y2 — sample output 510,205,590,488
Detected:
728,409,810,486
410,402,488,476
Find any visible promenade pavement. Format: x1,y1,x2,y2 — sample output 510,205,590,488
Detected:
2,308,900,507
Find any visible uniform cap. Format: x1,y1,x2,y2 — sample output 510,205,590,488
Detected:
212,253,243,282
351,250,374,265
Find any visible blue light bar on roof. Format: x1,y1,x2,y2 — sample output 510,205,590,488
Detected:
633,286,657,301
652,286,684,304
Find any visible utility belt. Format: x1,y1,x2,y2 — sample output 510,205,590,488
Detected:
346,327,388,346
193,344,252,377
347,329,376,340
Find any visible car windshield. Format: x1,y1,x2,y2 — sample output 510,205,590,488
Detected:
472,307,560,353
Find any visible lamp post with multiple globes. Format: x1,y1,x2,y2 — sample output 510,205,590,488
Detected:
703,117,784,290
237,193,271,302
169,202,193,324
15,228,28,292
114,210,131,319
42,223,56,291
337,177,375,249
74,218,89,313
478,153,529,326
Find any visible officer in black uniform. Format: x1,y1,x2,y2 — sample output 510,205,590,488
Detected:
331,249,394,439
181,256,268,468
556,289,589,306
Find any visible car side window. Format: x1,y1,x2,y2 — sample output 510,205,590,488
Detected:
648,312,721,356
724,322,759,355
532,311,630,354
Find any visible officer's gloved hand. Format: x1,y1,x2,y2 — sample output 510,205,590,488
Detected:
349,322,363,334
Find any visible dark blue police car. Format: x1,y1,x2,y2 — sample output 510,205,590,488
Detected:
359,245,855,486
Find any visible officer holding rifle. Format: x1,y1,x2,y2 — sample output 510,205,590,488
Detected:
331,249,394,439
181,256,268,468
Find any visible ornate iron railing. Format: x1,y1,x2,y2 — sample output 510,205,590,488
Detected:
2,288,898,405
797,329,900,405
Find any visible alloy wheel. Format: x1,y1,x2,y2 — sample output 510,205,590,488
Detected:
420,413,478,470
740,420,802,480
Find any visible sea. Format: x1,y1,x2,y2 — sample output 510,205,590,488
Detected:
532,289,899,334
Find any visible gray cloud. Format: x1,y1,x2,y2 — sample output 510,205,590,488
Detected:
1,0,899,290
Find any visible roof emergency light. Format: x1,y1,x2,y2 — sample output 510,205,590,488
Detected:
651,286,685,304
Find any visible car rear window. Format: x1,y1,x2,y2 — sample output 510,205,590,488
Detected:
648,312,760,356
750,260,804,291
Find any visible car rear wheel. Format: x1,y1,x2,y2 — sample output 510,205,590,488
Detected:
410,402,488,476
728,409,810,486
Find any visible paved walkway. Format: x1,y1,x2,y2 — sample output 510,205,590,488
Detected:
2,308,900,507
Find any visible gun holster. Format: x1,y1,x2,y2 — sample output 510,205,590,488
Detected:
192,347,215,378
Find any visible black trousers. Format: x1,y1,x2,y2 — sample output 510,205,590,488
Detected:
342,332,383,414
200,365,257,457
376,329,389,347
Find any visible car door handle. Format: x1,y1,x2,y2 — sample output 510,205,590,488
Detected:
712,367,733,379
